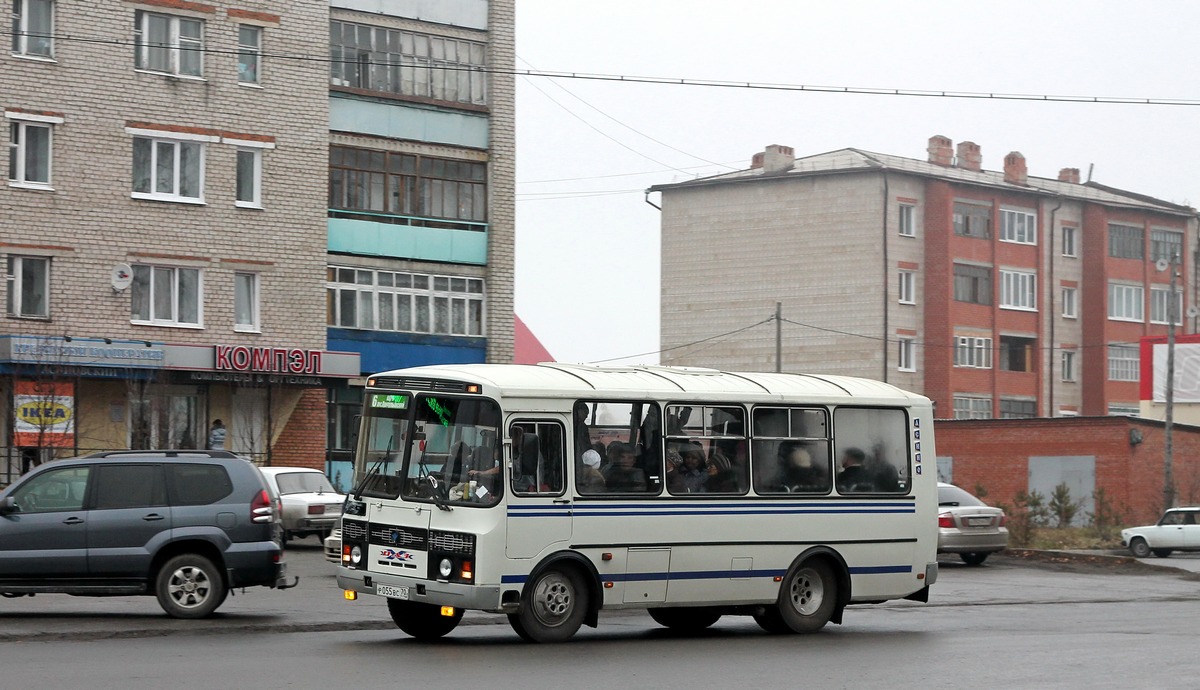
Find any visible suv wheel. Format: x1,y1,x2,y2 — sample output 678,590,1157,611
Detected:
155,554,228,619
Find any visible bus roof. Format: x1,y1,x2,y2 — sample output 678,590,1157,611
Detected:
368,363,930,407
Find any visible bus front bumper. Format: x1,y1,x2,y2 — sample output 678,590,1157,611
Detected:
337,568,504,611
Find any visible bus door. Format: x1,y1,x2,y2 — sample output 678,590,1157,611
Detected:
506,418,570,559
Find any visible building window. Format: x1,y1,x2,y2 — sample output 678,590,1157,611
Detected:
1107,403,1139,416
1061,350,1076,382
1151,229,1183,263
234,272,259,331
1107,344,1139,382
326,266,484,336
328,21,487,106
329,146,486,225
132,136,204,202
897,338,916,372
1150,287,1182,325
235,148,261,207
1061,226,1077,257
134,11,204,77
1107,282,1144,322
953,202,991,239
7,118,52,186
5,255,49,318
1000,209,1037,245
953,396,992,420
954,336,993,369
953,263,992,305
131,264,201,326
12,0,53,57
1000,270,1036,311
1061,287,1077,318
999,335,1035,373
898,270,915,304
898,204,915,237
999,398,1036,419
1108,223,1144,259
237,25,261,84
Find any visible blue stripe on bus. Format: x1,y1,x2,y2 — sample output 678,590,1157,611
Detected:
508,508,916,517
499,565,912,585
507,501,913,511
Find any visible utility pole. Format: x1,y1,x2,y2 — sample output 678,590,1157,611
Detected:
775,302,782,373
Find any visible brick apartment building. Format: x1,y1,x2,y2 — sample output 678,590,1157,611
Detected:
650,136,1199,420
1,0,356,480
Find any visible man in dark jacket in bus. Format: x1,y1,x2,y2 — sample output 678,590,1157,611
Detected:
836,447,872,493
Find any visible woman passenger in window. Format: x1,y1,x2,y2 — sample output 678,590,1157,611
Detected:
675,443,709,493
601,442,647,492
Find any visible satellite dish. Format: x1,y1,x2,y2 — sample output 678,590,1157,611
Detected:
1188,306,1200,318
1155,258,1170,272
111,263,133,292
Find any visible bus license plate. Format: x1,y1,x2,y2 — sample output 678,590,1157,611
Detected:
377,584,409,600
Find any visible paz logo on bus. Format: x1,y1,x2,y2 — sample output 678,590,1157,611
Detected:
379,549,415,562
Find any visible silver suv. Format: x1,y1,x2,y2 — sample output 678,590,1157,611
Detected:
0,450,295,618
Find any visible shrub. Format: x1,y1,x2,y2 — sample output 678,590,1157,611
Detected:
1049,483,1082,528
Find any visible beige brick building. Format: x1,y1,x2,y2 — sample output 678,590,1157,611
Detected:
2,0,352,478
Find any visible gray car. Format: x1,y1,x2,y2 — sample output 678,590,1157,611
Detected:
0,450,294,618
937,482,1009,565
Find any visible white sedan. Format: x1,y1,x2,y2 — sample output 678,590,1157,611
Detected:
1121,507,1200,558
259,467,345,544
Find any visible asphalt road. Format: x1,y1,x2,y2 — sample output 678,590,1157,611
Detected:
2,541,1199,689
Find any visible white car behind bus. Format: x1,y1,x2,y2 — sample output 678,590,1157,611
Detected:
259,467,345,544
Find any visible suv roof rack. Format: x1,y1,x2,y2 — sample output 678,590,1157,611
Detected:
85,450,244,459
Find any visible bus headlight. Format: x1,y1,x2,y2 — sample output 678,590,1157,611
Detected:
439,558,453,579
350,546,362,565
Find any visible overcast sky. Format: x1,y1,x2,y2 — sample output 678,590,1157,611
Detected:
513,1,1200,366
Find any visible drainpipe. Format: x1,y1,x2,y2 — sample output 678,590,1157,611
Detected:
644,190,661,211
1047,196,1062,416
881,173,890,382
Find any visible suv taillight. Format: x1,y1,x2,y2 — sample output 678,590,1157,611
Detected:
938,513,955,528
251,489,273,523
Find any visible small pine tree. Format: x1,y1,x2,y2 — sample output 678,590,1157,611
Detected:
1086,487,1125,543
1049,482,1081,528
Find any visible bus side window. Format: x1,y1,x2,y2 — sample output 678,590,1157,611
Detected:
832,407,909,494
511,421,565,495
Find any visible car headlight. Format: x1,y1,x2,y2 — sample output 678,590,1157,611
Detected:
439,558,453,579
350,545,362,564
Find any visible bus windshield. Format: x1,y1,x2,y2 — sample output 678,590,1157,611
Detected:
354,391,502,506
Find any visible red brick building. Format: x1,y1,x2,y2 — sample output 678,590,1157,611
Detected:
934,416,1200,525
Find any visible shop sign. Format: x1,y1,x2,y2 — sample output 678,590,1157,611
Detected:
215,346,322,375
13,380,75,447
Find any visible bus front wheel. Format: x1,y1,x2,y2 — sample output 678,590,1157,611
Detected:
776,560,837,634
387,599,463,640
508,566,588,643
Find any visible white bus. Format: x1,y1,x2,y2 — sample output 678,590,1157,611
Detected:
335,363,938,642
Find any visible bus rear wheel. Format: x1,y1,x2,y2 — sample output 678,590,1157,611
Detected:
509,566,588,643
387,599,463,640
648,607,722,631
776,560,837,634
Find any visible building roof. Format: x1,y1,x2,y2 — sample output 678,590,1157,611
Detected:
514,314,555,364
649,147,1196,218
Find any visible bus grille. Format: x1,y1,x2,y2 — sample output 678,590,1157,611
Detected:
371,377,468,393
341,519,367,541
429,530,474,555
369,523,428,550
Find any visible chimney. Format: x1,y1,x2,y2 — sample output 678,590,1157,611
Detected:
751,152,764,169
1058,167,1081,184
956,141,981,171
1003,152,1027,185
757,144,795,174
927,135,953,166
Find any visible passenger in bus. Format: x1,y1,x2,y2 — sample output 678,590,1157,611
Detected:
664,449,685,492
868,456,902,492
706,446,741,493
577,448,606,493
513,431,542,492
675,443,709,493
468,434,501,498
776,443,829,493
601,442,647,492
836,447,873,493
573,402,593,462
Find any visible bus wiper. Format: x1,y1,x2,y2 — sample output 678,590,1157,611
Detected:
417,458,452,511
352,435,392,501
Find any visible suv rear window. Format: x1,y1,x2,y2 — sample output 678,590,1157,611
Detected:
166,463,234,505
94,464,167,509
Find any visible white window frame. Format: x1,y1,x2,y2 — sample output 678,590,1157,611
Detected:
1061,287,1077,319
1061,350,1076,382
1107,344,1139,382
1000,208,1037,245
5,254,49,318
234,272,260,332
129,130,209,204
1107,282,1144,322
898,270,915,305
130,264,203,327
1150,286,1182,325
953,396,992,420
236,24,262,85
898,204,915,237
6,111,60,188
897,337,916,372
326,266,485,337
1107,403,1139,416
1000,269,1037,311
1061,226,1077,258
12,0,54,58
954,336,993,369
134,10,204,78
235,147,262,208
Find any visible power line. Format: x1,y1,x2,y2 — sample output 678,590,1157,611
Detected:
586,317,775,365
519,161,741,185
10,30,1200,107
